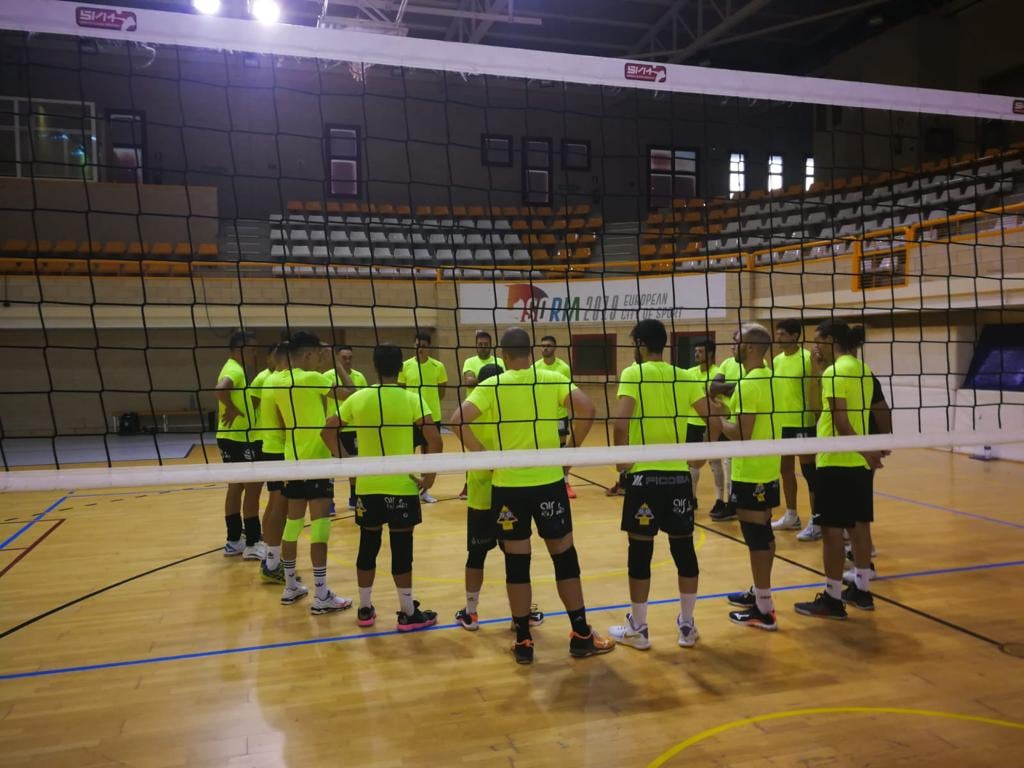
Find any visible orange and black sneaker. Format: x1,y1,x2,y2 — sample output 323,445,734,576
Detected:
455,608,480,631
512,637,534,665
569,628,616,658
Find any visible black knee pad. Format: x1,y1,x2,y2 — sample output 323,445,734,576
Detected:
504,552,531,584
551,546,581,582
355,527,382,571
389,530,414,576
466,546,489,570
800,461,817,494
627,538,654,580
740,520,774,551
669,535,699,578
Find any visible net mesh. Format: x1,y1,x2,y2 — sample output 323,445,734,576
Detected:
0,1,1022,492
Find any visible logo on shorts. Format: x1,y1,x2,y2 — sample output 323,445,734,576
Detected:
497,506,518,531
672,497,693,515
632,474,644,487
538,499,565,518
355,498,365,518
242,447,255,461
76,6,138,31
624,63,667,83
385,496,409,511
635,503,655,527
753,484,767,503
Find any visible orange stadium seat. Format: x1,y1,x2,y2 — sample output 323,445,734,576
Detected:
287,201,304,214
567,218,585,230
639,244,657,258
531,248,551,263
150,242,173,258
539,233,557,245
54,240,77,256
326,201,343,215
304,201,323,214
468,205,485,217
396,205,412,216
432,206,450,216
1,239,28,255
174,243,193,258
103,241,127,257
415,205,432,217
197,243,219,258
502,206,519,217
378,203,396,215
585,216,604,228
127,242,146,257
29,240,54,255
79,241,103,256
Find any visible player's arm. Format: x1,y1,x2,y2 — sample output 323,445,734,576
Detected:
448,401,486,453
437,366,448,402
691,395,729,441
330,367,356,400
411,414,442,491
830,393,883,469
564,386,594,447
322,414,342,458
611,394,634,471
216,376,242,426
718,411,756,441
463,369,478,388
708,373,735,399
871,395,892,435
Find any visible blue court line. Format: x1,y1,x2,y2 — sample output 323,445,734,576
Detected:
0,496,68,552
874,491,1024,531
1,558,1022,682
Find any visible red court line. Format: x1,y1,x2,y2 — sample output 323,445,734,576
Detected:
0,519,66,580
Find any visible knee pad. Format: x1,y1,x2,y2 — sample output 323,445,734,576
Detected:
309,517,331,544
504,552,531,584
740,520,774,551
627,537,654,580
800,461,817,494
355,527,382,571
282,516,305,543
389,530,413,576
551,546,581,582
669,535,699,578
466,546,489,570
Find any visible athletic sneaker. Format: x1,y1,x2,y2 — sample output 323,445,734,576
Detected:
772,510,802,531
728,605,778,631
842,563,878,584
709,499,728,519
727,588,756,608
356,605,376,627
280,583,309,605
223,538,245,557
348,495,357,511
710,501,737,522
607,613,651,650
512,638,534,665
242,541,267,561
455,608,480,631
794,592,848,620
796,523,822,542
565,481,577,499
311,591,353,615
458,484,468,500
677,616,700,647
419,490,438,504
604,482,624,497
328,501,336,517
396,601,438,632
841,584,875,611
508,605,546,631
569,628,616,658
260,560,286,584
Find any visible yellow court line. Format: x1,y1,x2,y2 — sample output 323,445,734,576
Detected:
647,707,1024,767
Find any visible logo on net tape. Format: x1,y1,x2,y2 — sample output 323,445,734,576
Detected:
625,63,667,83
1014,99,1024,115
76,7,139,32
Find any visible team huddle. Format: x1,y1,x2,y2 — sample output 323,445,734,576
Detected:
212,317,889,664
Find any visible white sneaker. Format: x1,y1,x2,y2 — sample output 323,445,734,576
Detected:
771,510,802,531
419,490,438,504
281,583,309,605
796,523,822,542
843,564,878,584
311,591,353,615
607,613,651,650
223,538,245,557
677,616,700,648
242,541,267,561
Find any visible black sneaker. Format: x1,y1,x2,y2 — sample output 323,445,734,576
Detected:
794,592,848,620
709,499,727,518
841,584,875,611
569,627,616,658
727,587,756,608
710,500,737,522
512,638,534,665
396,600,438,632
728,605,778,631
356,605,376,627
455,608,479,631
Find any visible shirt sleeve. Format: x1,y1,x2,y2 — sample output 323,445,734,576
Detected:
409,390,427,423
466,379,495,415
437,361,448,385
462,357,475,374
397,364,407,385
338,393,354,424
821,365,837,408
616,365,639,400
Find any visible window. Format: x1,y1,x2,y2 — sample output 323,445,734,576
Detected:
523,137,551,206
648,147,697,208
326,124,360,198
0,96,97,181
561,139,590,171
107,110,145,184
767,154,783,192
481,134,512,167
964,324,1024,392
805,156,815,191
570,333,616,376
728,152,745,198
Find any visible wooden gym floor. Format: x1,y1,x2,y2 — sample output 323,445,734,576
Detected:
0,441,1022,767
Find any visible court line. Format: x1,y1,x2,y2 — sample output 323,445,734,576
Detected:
0,496,68,552
1,558,1022,682
0,520,65,580
873,490,1024,531
646,707,1024,767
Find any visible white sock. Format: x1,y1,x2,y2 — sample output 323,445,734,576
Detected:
397,587,415,616
283,559,298,589
690,466,701,490
710,460,725,498
313,566,328,600
265,545,281,570
466,591,480,615
854,568,872,592
358,586,372,609
754,587,774,614
678,593,697,624
785,508,797,519
631,602,648,627
825,578,843,600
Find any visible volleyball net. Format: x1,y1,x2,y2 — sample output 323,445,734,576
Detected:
0,0,1022,493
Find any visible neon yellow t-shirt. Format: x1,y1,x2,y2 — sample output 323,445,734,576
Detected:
466,419,498,511
617,361,704,473
462,354,505,384
339,385,426,496
250,369,288,455
247,368,275,449
324,368,368,433
398,356,449,423
718,356,742,382
534,357,572,418
685,363,719,424
216,358,251,442
772,348,816,429
817,355,873,469
266,368,332,461
466,366,571,488
728,366,781,483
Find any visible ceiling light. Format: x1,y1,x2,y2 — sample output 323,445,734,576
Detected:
250,0,281,24
192,0,222,14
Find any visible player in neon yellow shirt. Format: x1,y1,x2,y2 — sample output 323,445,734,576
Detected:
327,344,442,632
709,340,744,521
683,338,728,515
214,330,264,559
535,334,578,499
450,327,614,664
457,329,505,500
398,330,449,504
324,344,368,512
606,319,716,651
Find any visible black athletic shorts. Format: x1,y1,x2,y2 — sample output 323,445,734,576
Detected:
686,423,707,443
781,426,815,440
217,438,256,463
339,431,358,456
621,471,695,536
467,507,498,552
258,450,285,492
282,478,334,501
356,494,422,528
490,479,572,541
731,479,780,512
814,466,873,528
558,418,570,438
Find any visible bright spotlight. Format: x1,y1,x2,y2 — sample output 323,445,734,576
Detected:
250,0,281,24
192,0,222,14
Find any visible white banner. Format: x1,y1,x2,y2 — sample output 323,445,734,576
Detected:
458,274,727,325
